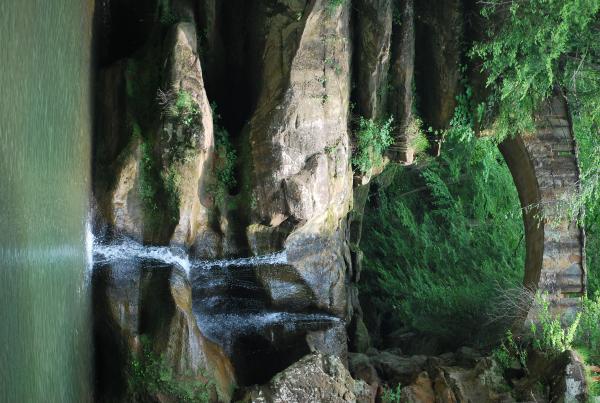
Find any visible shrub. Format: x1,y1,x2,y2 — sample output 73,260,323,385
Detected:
157,88,202,163
406,117,429,156
128,336,212,402
381,384,403,403
352,116,394,174
493,330,528,371
209,102,236,206
359,91,524,347
138,139,180,229
575,295,600,356
530,293,580,356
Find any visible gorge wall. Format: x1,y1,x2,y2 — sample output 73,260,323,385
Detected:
90,0,586,401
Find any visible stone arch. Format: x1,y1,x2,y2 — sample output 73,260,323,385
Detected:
499,94,586,317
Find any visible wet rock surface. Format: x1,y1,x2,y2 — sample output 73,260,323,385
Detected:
92,257,235,402
190,259,346,386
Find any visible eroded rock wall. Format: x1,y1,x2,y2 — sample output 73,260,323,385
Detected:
92,262,235,401
92,0,357,392
93,1,218,248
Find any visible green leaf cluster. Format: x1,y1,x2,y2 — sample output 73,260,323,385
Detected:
209,102,237,206
472,0,600,139
352,116,394,174
575,295,600,356
360,95,524,347
162,89,203,164
381,384,403,403
530,293,580,356
472,0,600,297
493,330,528,371
128,336,212,402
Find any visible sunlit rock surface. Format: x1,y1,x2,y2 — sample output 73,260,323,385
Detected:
241,353,374,403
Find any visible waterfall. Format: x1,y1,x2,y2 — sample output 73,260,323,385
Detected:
93,237,288,275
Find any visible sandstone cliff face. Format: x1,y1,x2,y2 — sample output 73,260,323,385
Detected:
94,0,357,323
92,0,358,397
93,0,440,329
94,5,218,249
163,22,216,251
91,0,464,389
242,0,354,318
93,262,235,401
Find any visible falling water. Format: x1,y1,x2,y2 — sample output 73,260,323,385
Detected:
0,1,94,401
93,237,288,275
92,237,342,384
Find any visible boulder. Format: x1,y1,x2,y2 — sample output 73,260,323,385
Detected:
401,371,435,403
550,350,588,403
348,353,380,387
306,321,349,362
347,349,513,403
348,315,371,354
370,351,427,385
439,358,512,403
243,353,375,403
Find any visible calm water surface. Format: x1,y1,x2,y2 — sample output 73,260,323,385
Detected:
0,0,94,401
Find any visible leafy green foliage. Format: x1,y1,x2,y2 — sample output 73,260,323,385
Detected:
359,97,524,347
530,293,580,356
381,384,403,403
326,0,345,14
493,330,528,371
352,116,394,174
576,114,600,297
138,139,180,229
575,295,600,356
128,336,211,402
209,102,237,206
472,0,600,298
472,0,600,140
406,117,429,156
159,89,202,164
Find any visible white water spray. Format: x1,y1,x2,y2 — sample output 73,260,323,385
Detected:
92,236,288,275
195,251,288,269
85,218,94,271
93,237,192,274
